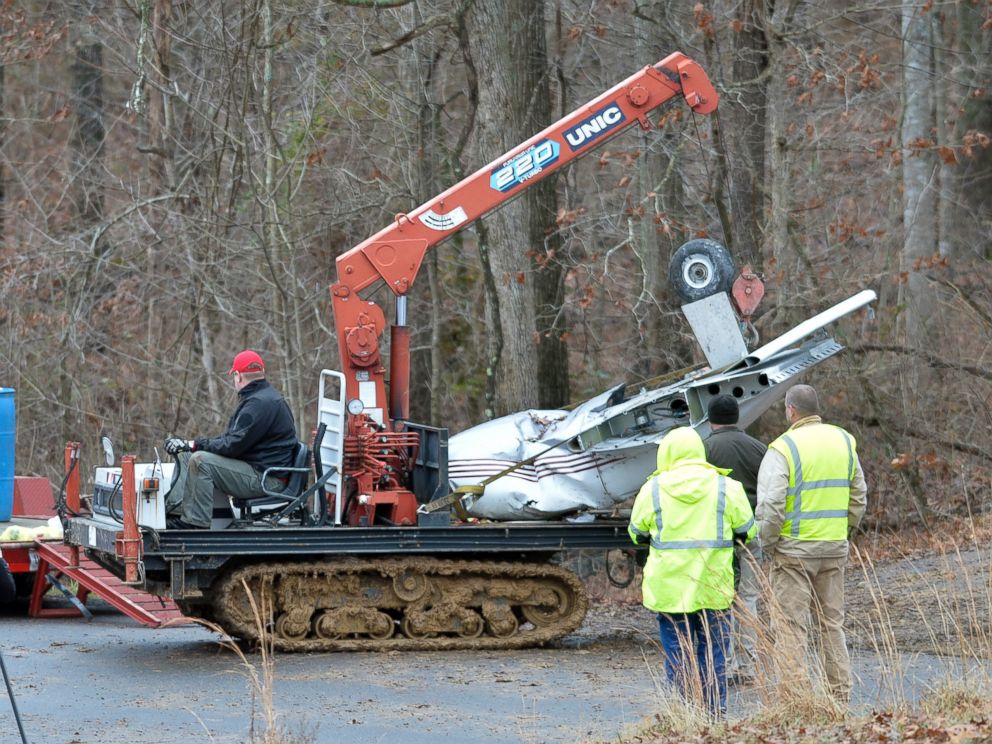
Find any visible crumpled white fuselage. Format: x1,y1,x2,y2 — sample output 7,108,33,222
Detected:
448,291,875,520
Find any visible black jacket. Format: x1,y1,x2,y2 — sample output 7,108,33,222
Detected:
0,557,15,602
703,426,767,510
195,379,298,471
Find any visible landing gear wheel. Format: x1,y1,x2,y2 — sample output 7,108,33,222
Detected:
668,239,736,303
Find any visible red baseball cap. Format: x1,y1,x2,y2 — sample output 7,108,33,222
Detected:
229,350,265,375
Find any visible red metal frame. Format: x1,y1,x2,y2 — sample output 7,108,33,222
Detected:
28,542,90,619
64,441,81,515
25,445,185,626
115,455,141,584
1,543,38,574
329,53,719,521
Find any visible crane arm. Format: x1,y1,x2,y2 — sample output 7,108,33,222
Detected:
330,52,718,431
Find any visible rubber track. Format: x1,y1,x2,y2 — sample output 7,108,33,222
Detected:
210,557,589,652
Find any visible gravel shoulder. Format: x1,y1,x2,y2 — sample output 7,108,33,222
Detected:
0,545,988,744
845,545,992,658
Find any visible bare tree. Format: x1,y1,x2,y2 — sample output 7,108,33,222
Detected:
900,1,939,346
464,0,562,415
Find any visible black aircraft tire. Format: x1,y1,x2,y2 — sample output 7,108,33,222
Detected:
668,239,736,303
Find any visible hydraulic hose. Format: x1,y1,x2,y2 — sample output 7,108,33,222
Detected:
55,453,81,525
311,423,328,527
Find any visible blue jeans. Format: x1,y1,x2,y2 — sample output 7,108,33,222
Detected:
657,609,731,715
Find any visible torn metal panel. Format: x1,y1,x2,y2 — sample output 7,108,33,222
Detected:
449,291,876,520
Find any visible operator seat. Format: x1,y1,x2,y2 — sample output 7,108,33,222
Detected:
229,441,312,525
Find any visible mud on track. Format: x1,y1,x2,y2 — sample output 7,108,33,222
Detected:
208,557,588,652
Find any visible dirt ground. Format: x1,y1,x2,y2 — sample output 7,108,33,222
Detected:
588,538,992,660
0,536,988,744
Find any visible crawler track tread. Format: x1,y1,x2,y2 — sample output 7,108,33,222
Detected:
210,557,588,651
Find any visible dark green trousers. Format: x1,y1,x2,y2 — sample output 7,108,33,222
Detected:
164,451,285,527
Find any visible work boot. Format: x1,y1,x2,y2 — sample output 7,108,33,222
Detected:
166,515,207,530
727,669,756,686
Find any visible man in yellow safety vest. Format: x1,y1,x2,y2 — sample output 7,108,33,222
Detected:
629,427,757,716
756,384,868,707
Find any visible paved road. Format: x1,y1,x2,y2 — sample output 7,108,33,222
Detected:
0,602,986,744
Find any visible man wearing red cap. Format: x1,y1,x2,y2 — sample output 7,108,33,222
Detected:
163,350,298,529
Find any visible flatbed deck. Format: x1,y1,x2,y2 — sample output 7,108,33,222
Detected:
68,516,635,557
1,516,60,575
66,515,638,601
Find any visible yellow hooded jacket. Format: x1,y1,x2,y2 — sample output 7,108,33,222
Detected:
628,427,757,614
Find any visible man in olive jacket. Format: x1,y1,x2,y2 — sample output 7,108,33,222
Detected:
629,427,757,716
757,384,867,706
703,394,767,685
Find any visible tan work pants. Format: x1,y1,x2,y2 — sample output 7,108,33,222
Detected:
769,552,851,704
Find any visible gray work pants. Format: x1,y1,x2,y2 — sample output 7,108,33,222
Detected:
164,451,285,527
727,540,762,677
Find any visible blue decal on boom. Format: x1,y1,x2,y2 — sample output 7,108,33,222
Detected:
563,103,626,151
490,140,560,192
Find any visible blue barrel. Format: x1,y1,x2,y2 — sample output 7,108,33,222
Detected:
0,388,14,521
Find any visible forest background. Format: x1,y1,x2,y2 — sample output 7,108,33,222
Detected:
0,0,989,530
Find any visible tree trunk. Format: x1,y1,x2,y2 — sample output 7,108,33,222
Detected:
897,0,940,521
0,63,5,247
942,1,992,258
58,23,107,446
531,6,568,409
629,1,691,379
465,0,560,414
724,0,769,271
143,0,172,427
765,0,800,272
70,39,105,228
406,0,445,426
900,2,939,346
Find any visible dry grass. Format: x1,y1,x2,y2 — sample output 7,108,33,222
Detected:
614,711,992,744
859,512,992,561
192,581,318,744
608,523,992,743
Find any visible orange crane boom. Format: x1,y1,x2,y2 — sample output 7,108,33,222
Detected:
329,52,718,526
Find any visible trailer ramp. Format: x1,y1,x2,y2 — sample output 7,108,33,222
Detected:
28,541,188,627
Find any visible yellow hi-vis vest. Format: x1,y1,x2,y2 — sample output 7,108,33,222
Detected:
769,423,856,541
628,472,756,613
